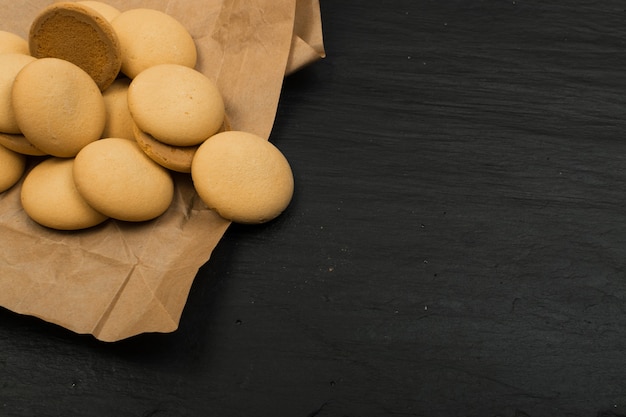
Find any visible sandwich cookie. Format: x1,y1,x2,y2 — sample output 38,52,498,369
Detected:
0,53,37,134
73,138,174,222
191,131,294,224
111,8,196,78
0,31,29,55
20,157,109,230
0,143,26,193
11,57,106,157
133,116,231,173
101,77,134,140
0,133,47,156
76,1,121,22
128,64,225,147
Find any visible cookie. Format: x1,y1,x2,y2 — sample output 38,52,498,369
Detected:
77,1,121,22
191,131,294,224
0,143,26,193
132,124,197,174
111,8,197,78
0,133,47,156
73,138,174,222
101,77,134,140
29,1,122,91
133,115,231,173
11,57,106,157
0,53,36,134
128,64,225,146
0,31,29,55
20,157,108,230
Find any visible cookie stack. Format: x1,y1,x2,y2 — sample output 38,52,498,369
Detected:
0,1,294,230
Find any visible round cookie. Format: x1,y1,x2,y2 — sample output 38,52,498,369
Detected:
0,31,29,55
133,116,231,173
0,143,26,193
77,1,121,22
191,131,294,224
73,138,174,222
12,57,106,157
0,133,47,156
128,64,224,146
20,157,108,230
133,124,196,174
0,53,37,134
111,8,197,79
102,77,134,140
29,1,121,91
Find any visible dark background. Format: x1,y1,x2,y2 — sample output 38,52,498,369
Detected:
3,1,626,416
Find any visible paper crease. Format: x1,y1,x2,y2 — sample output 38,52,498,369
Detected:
0,0,324,341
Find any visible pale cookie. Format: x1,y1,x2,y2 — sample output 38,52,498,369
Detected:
128,64,224,146
133,116,231,173
0,143,26,193
20,157,108,230
0,31,29,55
73,138,174,222
77,1,121,22
111,8,197,79
191,131,294,224
29,1,122,90
102,77,134,140
0,53,36,134
0,133,47,156
12,57,106,157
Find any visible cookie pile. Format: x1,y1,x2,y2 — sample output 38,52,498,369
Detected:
0,1,294,230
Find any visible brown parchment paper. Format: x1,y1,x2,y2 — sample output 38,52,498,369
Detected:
0,0,324,342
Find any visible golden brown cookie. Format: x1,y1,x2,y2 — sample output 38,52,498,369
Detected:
0,133,47,156
29,1,121,91
111,8,197,79
133,116,231,173
77,1,121,22
20,157,109,230
191,131,294,224
11,57,106,157
0,53,36,134
0,31,29,55
0,143,26,193
132,124,196,174
128,64,225,146
73,138,174,222
102,77,134,140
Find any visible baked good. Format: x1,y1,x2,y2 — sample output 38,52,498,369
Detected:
11,57,106,157
73,138,174,222
0,133,47,156
0,31,29,55
132,124,197,174
191,131,294,224
29,1,122,91
128,64,224,146
101,77,134,140
133,116,231,173
111,8,197,79
76,1,121,22
20,157,108,230
0,143,26,193
0,53,36,134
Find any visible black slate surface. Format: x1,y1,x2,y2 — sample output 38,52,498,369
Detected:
3,1,626,416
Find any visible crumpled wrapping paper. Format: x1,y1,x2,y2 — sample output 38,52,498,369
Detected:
0,0,324,341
